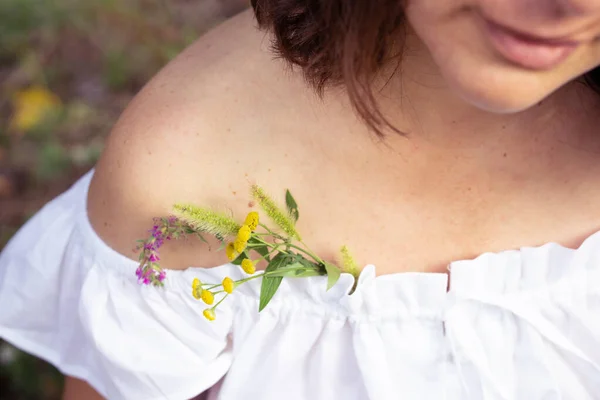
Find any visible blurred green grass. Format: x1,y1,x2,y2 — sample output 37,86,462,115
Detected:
0,0,247,398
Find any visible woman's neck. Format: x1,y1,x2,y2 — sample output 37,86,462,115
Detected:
388,33,595,141
322,28,600,174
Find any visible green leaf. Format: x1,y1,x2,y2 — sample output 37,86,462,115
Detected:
285,189,300,222
248,236,271,263
297,256,323,270
264,262,322,278
258,253,288,311
323,262,341,291
196,233,209,246
231,250,248,266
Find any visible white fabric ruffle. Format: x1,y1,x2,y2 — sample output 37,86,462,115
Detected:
0,171,599,399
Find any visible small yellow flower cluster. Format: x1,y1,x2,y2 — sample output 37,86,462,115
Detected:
241,259,255,274
203,309,216,321
192,278,216,305
225,242,236,260
201,289,214,305
244,211,260,231
191,213,263,321
226,212,259,261
192,278,202,299
144,185,353,322
235,225,251,252
222,277,235,294
192,276,237,321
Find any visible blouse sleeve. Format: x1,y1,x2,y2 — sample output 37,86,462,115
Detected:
0,171,234,400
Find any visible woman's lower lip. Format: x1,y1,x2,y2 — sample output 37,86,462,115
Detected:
483,20,578,70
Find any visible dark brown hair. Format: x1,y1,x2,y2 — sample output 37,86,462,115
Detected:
251,0,600,136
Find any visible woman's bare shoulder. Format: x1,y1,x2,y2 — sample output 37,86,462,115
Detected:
87,9,301,269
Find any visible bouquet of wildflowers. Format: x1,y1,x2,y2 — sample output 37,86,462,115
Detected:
136,185,360,320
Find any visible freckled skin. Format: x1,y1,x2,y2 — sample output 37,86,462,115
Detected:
74,3,600,398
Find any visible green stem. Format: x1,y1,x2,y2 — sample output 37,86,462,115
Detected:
248,235,275,247
253,232,281,238
247,237,291,255
252,251,274,265
255,225,322,265
235,274,264,285
211,293,229,310
258,222,275,234
235,269,306,282
257,223,288,240
286,242,323,264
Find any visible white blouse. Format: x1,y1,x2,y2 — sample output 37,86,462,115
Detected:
0,171,599,400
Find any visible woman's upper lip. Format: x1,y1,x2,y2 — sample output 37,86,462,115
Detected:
483,18,582,47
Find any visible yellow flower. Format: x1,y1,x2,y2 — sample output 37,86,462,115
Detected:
201,290,214,305
241,259,256,274
222,277,235,294
192,278,202,299
225,242,237,261
203,309,216,321
10,86,61,132
237,225,251,242
234,238,247,253
244,212,260,231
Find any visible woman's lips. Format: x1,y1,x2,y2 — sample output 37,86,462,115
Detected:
483,19,579,70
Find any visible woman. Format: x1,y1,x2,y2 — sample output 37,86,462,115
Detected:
1,1,600,399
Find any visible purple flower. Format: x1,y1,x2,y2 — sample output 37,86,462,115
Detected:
136,216,185,286
149,225,164,240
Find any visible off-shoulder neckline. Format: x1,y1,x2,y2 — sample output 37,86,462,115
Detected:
76,170,600,300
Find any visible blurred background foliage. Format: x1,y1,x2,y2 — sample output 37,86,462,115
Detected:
0,0,247,398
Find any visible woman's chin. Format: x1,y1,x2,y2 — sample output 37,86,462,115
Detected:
441,65,562,114
455,88,542,114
